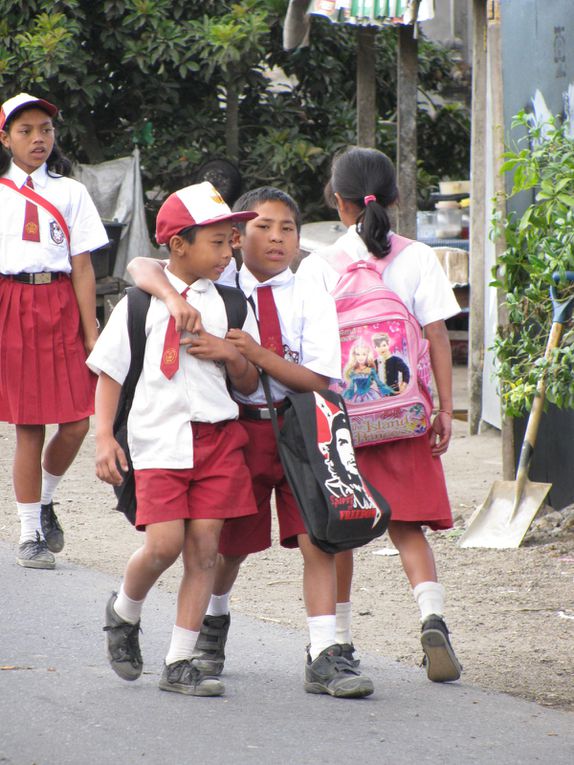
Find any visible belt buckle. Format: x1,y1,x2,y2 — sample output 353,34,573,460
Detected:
259,408,272,420
34,273,52,285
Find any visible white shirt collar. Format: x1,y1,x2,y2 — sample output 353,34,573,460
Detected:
8,161,49,189
165,267,212,295
238,264,294,297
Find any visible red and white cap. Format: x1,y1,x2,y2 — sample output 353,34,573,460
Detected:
155,181,258,245
0,92,59,131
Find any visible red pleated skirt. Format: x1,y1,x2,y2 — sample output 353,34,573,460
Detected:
356,434,452,530
0,276,96,425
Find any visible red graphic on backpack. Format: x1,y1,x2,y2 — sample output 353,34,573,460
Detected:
326,234,433,447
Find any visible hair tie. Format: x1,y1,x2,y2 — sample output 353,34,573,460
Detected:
364,195,376,206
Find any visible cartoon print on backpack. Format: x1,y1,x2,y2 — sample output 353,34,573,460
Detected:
372,332,410,393
340,338,393,402
314,392,381,520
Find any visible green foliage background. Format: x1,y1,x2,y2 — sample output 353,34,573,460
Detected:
0,0,470,223
492,112,574,416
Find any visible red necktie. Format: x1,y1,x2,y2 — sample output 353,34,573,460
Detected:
160,287,189,379
22,176,41,242
257,285,283,356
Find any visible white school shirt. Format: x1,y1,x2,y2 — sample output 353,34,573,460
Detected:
231,265,342,405
296,225,460,327
86,269,260,470
0,161,108,274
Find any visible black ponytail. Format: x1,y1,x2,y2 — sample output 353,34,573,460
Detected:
328,147,398,259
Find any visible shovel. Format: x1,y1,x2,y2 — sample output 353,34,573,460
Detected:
459,273,574,549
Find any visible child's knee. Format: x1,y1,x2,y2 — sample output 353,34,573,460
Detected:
143,538,180,571
60,418,90,442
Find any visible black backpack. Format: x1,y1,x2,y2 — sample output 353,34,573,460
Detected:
262,379,391,553
112,284,248,526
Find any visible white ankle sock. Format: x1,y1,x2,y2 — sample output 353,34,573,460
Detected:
114,583,144,624
307,614,337,661
335,601,353,645
165,625,200,666
413,581,445,622
206,592,230,617
40,469,63,505
17,502,42,543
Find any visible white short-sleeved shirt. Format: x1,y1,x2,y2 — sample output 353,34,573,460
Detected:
296,226,460,327
0,161,108,274
228,264,342,405
87,269,260,470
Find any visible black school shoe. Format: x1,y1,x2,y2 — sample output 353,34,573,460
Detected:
159,659,225,696
304,644,374,698
191,613,230,676
338,642,360,667
103,592,143,681
40,501,64,553
420,614,462,682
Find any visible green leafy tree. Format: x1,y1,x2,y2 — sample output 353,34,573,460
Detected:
0,0,470,224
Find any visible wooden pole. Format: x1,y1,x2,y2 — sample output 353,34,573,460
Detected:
488,0,515,479
468,0,487,434
396,24,418,239
356,27,377,147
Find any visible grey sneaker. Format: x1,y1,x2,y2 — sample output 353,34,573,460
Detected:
159,660,225,696
192,613,230,676
338,642,360,668
304,644,374,698
420,614,462,682
17,532,55,570
40,501,65,553
103,592,143,681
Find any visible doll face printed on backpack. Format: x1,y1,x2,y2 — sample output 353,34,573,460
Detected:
169,221,234,284
0,108,56,175
233,200,299,282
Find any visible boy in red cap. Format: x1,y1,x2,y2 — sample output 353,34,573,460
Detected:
87,181,260,697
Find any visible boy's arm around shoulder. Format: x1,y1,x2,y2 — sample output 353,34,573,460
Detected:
127,256,203,333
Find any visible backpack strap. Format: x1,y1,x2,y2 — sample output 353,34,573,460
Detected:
215,282,248,328
0,177,71,245
113,287,151,432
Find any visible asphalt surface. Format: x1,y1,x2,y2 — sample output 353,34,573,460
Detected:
0,540,572,765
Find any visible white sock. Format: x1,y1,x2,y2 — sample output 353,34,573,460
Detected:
165,625,200,666
17,502,42,543
40,469,63,505
307,615,337,661
114,583,144,624
206,592,230,617
335,601,353,645
413,581,445,622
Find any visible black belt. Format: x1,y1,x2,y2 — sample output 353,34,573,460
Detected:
1,272,66,285
1,271,68,284
239,400,289,421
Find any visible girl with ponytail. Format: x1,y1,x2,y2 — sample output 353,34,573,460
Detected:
297,146,463,684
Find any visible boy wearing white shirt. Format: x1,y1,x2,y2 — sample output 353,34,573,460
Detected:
128,187,375,698
87,182,260,697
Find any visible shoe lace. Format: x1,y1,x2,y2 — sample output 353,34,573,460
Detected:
104,621,143,665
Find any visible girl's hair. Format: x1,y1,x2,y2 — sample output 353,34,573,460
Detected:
325,147,398,259
344,340,376,380
0,111,72,177
232,186,302,233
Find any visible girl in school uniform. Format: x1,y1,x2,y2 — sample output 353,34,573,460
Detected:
0,92,108,570
296,147,463,683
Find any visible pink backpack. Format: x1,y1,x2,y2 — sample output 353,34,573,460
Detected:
325,234,433,447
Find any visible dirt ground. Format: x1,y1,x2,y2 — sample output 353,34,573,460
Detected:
1,409,573,713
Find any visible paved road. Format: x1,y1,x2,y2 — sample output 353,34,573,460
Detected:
0,541,572,765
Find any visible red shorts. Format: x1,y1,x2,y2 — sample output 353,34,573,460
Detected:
218,417,306,556
134,420,257,530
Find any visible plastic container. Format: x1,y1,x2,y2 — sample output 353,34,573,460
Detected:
435,201,462,238
417,211,438,239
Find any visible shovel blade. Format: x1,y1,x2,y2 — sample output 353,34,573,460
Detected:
458,479,552,549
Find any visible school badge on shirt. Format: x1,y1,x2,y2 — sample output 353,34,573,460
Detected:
49,220,65,245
